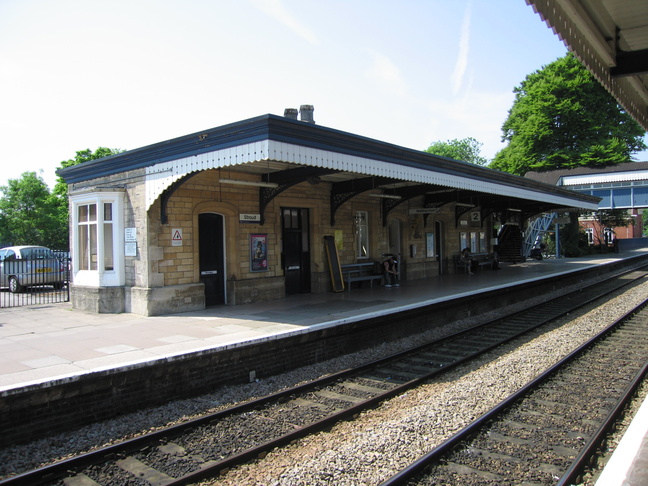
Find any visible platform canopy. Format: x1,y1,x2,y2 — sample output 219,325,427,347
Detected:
528,0,648,131
58,114,600,226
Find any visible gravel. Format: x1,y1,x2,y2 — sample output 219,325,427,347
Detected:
2,273,647,485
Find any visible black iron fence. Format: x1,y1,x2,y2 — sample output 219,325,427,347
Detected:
0,249,70,308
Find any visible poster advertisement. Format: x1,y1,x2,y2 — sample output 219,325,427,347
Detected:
250,234,268,272
334,229,343,250
426,233,435,258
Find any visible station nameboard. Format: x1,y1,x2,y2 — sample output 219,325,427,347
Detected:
240,214,261,223
408,208,440,214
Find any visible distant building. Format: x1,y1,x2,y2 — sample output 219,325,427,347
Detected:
526,162,648,244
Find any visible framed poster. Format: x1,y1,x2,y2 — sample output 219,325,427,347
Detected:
250,234,268,272
426,233,435,258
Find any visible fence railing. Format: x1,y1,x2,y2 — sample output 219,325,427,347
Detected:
0,250,70,308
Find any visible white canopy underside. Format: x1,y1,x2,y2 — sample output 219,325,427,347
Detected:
563,170,648,185
145,140,599,211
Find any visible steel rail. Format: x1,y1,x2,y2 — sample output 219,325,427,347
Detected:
379,298,648,486
2,267,646,486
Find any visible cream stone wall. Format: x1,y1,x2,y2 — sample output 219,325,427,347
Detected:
67,167,494,315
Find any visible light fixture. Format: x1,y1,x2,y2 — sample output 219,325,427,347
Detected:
369,193,402,200
455,202,475,207
219,179,278,188
426,189,454,194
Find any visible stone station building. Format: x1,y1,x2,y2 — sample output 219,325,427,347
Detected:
57,109,599,316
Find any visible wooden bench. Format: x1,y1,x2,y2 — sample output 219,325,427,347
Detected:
455,253,496,273
341,263,383,291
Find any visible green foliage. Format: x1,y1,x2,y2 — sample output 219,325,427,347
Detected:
53,147,122,201
425,137,488,166
490,53,646,176
0,148,122,250
560,212,584,257
50,147,123,249
0,172,64,249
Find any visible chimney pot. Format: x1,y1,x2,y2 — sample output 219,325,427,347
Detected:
299,105,315,123
284,108,298,119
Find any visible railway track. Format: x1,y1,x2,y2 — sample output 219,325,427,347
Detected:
381,294,648,485
2,267,647,486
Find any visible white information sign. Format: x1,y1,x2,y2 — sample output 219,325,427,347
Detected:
125,228,137,242
125,242,137,256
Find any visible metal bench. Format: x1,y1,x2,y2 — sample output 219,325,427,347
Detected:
341,263,383,291
456,253,495,273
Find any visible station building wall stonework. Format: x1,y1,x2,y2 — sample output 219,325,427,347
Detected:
67,167,492,316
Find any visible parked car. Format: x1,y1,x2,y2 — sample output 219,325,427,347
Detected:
0,246,66,293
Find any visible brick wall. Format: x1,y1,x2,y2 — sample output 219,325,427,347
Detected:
2,257,639,447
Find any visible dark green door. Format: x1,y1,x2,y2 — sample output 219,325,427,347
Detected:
282,208,311,295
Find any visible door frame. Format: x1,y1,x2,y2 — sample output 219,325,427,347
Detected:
198,212,227,306
435,220,444,274
281,207,311,295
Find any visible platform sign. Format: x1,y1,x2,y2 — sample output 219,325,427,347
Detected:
409,208,440,214
172,228,183,246
240,214,261,224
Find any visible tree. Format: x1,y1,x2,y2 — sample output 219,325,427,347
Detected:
0,172,64,249
51,147,123,249
490,53,646,176
425,137,488,166
53,147,122,202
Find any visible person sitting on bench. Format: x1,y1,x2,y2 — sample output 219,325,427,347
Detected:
461,248,477,274
383,255,399,287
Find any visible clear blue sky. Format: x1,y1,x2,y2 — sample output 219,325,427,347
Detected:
1,0,645,190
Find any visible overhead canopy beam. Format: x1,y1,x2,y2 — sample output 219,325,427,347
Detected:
259,167,339,224
329,176,400,226
160,172,199,224
611,48,648,77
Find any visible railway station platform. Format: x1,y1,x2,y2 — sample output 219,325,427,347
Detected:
2,248,648,484
1,249,644,393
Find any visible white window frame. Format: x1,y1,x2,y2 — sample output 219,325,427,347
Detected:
585,228,594,245
70,191,125,287
461,232,487,253
355,211,369,259
460,232,468,251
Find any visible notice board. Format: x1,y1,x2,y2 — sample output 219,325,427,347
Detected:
324,235,344,292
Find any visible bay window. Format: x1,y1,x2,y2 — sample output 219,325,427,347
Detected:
71,191,124,287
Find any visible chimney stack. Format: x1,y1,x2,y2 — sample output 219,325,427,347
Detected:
284,108,298,120
299,105,315,123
